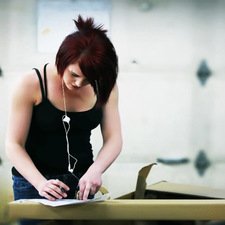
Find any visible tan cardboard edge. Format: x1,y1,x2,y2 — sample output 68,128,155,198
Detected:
117,163,225,199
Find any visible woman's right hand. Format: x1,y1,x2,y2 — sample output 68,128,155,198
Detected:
37,179,70,201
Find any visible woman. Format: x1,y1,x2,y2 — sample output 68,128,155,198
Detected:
5,15,122,203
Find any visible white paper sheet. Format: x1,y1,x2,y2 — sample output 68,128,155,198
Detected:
14,193,110,207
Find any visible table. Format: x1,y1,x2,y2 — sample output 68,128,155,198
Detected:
7,199,225,221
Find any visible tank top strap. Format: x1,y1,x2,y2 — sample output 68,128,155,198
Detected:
43,63,48,98
32,63,48,100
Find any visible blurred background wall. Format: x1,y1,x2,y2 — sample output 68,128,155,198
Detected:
1,0,225,223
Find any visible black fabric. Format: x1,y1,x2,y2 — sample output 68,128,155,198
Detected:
12,64,103,177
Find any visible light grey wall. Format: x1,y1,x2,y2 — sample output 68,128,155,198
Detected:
1,0,225,201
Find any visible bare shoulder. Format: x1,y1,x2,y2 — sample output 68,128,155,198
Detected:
11,69,41,104
107,84,119,104
102,84,119,113
111,83,119,93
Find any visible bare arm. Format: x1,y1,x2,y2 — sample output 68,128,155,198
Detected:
5,73,68,200
93,84,123,173
78,84,123,199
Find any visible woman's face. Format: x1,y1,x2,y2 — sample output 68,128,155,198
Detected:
63,63,89,90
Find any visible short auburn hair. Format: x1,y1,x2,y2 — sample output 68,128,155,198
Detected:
55,15,118,106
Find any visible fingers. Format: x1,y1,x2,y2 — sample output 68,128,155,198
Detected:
80,184,91,200
38,179,70,201
54,179,70,193
78,181,100,200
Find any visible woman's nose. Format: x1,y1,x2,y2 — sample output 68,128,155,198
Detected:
73,80,82,87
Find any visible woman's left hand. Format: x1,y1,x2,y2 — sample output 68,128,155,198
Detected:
78,169,102,200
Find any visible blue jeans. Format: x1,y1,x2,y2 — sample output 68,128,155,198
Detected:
12,175,43,225
12,173,90,225
13,173,81,200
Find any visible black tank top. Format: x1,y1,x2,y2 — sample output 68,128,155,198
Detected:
12,64,103,177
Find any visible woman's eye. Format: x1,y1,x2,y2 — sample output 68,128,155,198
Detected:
71,72,79,77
